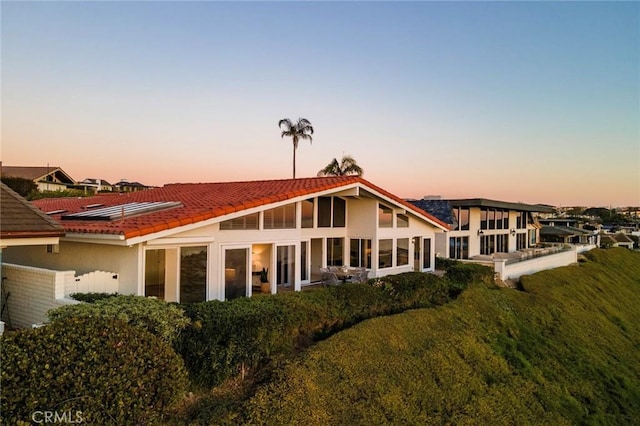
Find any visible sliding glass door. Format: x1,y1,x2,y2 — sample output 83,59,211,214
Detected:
224,248,249,300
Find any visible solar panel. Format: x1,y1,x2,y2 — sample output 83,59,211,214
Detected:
61,201,182,221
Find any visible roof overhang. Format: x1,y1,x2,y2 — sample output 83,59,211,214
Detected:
449,198,555,213
0,236,61,249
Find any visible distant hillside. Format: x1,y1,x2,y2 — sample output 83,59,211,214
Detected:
244,248,640,425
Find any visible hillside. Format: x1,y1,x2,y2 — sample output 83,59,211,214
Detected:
243,248,640,425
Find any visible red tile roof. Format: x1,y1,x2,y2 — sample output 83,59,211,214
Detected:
32,176,450,240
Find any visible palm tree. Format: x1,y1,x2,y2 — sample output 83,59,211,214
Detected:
278,118,314,179
317,155,364,177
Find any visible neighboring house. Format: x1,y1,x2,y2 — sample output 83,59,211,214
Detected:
539,225,597,245
78,178,113,194
407,198,554,260
0,182,65,331
113,179,150,192
1,166,76,192
600,233,635,249
3,176,449,303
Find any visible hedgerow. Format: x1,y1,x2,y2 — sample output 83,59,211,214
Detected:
1,316,188,425
175,268,486,388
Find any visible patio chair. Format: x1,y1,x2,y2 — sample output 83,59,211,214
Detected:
320,268,340,286
351,267,369,283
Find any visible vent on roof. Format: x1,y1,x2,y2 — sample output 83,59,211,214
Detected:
61,201,182,221
46,209,67,215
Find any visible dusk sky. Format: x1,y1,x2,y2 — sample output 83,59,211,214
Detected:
2,1,638,207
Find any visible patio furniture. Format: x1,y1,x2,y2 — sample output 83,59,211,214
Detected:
320,267,340,286
351,267,369,283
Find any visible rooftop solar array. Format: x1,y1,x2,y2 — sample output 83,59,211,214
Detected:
61,201,182,221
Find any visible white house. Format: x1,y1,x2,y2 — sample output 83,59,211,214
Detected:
3,177,449,303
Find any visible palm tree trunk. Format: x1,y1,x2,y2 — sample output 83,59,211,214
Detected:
292,143,296,179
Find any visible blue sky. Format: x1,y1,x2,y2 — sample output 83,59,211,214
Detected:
2,1,638,207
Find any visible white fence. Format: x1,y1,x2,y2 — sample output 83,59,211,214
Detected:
493,248,578,281
1,263,119,329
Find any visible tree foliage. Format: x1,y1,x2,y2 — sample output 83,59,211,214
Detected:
317,155,364,177
278,117,314,178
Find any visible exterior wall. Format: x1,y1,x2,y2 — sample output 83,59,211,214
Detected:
2,263,79,328
446,207,540,259
2,241,140,295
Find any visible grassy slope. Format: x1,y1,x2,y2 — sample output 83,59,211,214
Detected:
244,248,640,425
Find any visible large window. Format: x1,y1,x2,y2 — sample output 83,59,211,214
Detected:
480,208,509,231
516,211,528,229
528,229,537,246
480,235,495,255
220,213,259,230
318,197,346,228
264,204,296,229
350,238,372,268
496,234,508,252
397,238,409,266
378,205,393,228
449,236,469,259
397,213,409,228
453,207,470,230
326,238,344,266
180,246,207,303
378,239,393,268
517,233,527,250
301,199,314,228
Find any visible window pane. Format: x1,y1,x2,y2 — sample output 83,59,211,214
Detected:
423,238,431,269
460,208,469,230
301,199,314,228
318,197,331,228
350,239,360,267
225,248,248,300
327,238,343,266
480,209,488,230
397,238,409,266
364,239,372,269
496,210,503,229
301,241,309,281
488,209,496,230
379,239,392,268
180,246,207,304
379,205,393,228
264,204,296,229
220,213,259,230
145,249,165,299
333,197,346,227
397,213,409,228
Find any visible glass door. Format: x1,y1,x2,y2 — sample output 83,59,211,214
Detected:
145,249,166,299
224,248,249,300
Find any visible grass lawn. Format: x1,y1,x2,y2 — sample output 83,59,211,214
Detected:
237,248,640,425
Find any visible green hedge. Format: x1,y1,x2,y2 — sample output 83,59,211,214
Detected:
176,271,479,388
69,292,119,303
1,316,188,425
48,295,190,344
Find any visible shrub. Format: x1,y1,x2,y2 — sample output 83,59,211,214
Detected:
48,295,190,344
69,292,118,303
444,262,494,295
177,272,473,388
0,316,188,425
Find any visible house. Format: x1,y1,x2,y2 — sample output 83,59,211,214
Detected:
539,225,597,245
113,179,150,192
1,166,76,192
3,176,449,303
600,233,635,249
407,198,554,260
78,178,113,194
0,182,65,331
